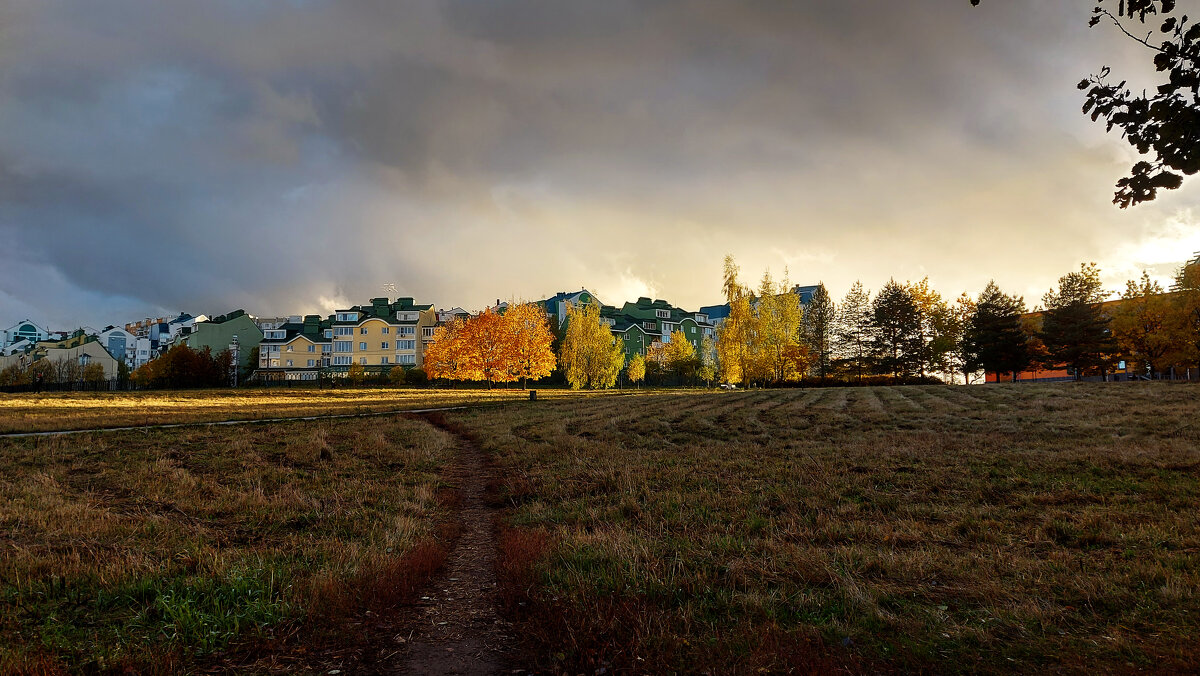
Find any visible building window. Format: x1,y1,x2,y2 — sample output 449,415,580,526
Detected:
307,359,315,367
656,309,670,319
271,359,280,367
381,342,390,350
398,326,415,336
333,356,351,365
307,344,315,352
381,327,390,334
335,327,353,336
322,344,332,353
359,342,367,351
359,357,367,365
334,341,352,352
286,345,293,352
398,340,415,350
642,321,656,331
324,329,333,339
422,327,436,337
381,356,389,364
286,359,293,367
398,354,416,365
336,312,359,322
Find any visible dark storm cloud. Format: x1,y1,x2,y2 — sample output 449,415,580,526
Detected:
0,0,1195,329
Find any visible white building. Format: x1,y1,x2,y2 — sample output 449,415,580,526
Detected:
2,320,50,350
98,327,137,364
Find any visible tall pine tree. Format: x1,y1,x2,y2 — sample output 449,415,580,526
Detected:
962,281,1030,381
802,282,836,378
835,281,874,382
1039,263,1117,380
871,280,923,380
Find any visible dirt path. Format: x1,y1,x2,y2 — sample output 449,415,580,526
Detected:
389,413,513,675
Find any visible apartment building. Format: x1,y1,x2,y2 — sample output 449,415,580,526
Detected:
258,315,331,381
602,297,716,360
328,297,436,374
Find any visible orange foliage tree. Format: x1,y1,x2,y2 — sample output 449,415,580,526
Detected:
505,302,557,388
464,309,513,388
423,317,473,382
423,303,556,388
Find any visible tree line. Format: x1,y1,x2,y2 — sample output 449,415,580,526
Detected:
0,358,113,387
715,256,1200,386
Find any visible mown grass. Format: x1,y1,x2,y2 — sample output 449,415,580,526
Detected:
0,415,456,673
0,387,609,433
457,383,1200,674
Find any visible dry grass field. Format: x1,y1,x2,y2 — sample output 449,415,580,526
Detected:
454,383,1200,674
2,383,1197,674
0,387,599,434
0,415,457,673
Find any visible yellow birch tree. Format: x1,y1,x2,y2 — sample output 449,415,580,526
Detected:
560,302,624,389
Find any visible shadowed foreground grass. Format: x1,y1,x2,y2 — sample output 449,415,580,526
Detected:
456,383,1200,674
0,416,455,673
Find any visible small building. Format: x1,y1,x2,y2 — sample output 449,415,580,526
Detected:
2,320,50,349
537,289,603,328
98,326,137,364
175,309,264,374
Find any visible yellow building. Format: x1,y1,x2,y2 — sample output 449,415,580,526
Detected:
330,297,436,374
257,315,331,381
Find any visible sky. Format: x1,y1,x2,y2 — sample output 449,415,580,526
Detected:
2,0,1199,330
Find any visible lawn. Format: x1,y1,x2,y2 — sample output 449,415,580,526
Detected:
0,415,456,673
453,383,1200,673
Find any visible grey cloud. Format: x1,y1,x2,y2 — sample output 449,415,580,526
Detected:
0,0,1195,330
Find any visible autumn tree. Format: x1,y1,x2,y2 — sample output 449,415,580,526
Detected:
423,317,473,382
463,309,513,388
835,281,874,382
906,277,957,378
1040,263,1117,379
718,294,753,386
82,362,106,383
560,302,624,389
0,364,26,386
962,281,1031,382
1111,272,1175,374
753,270,805,383
698,334,717,386
663,328,698,383
1170,260,1200,367
423,304,555,387
505,302,557,388
717,256,751,385
801,282,836,378
129,344,228,388
627,352,646,389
